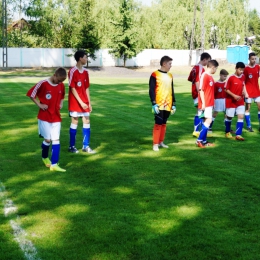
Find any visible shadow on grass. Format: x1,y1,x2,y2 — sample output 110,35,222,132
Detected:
1,78,260,259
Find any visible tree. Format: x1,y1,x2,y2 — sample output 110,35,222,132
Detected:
109,0,141,67
252,20,260,55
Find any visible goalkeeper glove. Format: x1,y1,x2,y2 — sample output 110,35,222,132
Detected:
171,105,176,115
152,104,160,114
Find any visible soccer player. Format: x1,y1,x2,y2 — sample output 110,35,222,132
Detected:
225,62,248,141
68,50,95,154
149,55,176,151
26,67,67,172
208,69,229,133
196,60,219,148
244,52,260,132
188,52,211,137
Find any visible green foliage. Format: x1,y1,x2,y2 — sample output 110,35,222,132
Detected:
109,0,141,66
4,0,259,51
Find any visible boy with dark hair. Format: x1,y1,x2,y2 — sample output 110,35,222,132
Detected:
188,52,211,137
208,69,229,133
68,50,96,154
149,55,176,151
26,67,67,172
244,52,260,132
196,59,219,148
225,62,248,141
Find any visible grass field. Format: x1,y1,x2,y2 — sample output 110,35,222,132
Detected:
1,68,260,260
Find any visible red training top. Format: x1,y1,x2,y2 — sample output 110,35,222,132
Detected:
214,81,226,99
244,64,260,98
68,66,90,112
198,72,215,109
188,64,204,99
225,74,245,108
26,79,65,123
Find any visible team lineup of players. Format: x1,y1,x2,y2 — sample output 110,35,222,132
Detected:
149,52,260,151
27,50,260,170
188,52,260,148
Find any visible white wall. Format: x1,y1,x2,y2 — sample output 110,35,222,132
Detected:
0,48,227,68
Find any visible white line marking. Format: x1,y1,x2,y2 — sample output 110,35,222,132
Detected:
0,182,41,260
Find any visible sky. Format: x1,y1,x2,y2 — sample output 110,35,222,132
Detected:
141,0,260,12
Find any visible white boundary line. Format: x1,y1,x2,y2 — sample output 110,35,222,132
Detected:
0,182,41,260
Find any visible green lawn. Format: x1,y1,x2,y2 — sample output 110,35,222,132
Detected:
1,70,260,260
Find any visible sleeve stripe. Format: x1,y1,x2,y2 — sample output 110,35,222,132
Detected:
30,80,46,98
68,67,77,86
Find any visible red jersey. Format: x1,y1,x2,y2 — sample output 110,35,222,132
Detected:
214,81,226,99
244,64,260,98
68,66,90,112
225,74,245,108
198,72,215,109
26,79,65,123
188,64,204,99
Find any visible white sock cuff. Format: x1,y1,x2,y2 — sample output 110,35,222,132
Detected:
225,119,232,122
237,119,243,123
43,141,50,146
83,123,90,128
245,112,250,116
52,140,60,145
70,123,78,129
258,112,260,115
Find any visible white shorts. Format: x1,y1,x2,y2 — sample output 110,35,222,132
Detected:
214,98,225,112
38,120,61,140
70,111,90,117
245,97,260,103
198,106,213,119
226,106,245,117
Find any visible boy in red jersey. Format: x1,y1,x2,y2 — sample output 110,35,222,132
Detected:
224,62,248,141
244,52,260,132
188,52,211,137
26,67,67,172
149,56,176,151
196,60,219,148
208,69,229,133
68,50,95,154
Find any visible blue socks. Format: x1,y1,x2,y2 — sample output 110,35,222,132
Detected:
194,115,201,132
82,124,90,148
51,141,60,165
236,120,244,136
69,124,77,147
198,123,209,142
245,112,251,127
225,120,232,133
41,141,50,158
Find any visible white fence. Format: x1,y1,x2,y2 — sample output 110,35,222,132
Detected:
0,48,227,68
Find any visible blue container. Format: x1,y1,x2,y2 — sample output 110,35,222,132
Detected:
227,45,249,64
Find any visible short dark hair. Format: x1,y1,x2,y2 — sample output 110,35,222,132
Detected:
160,56,173,66
207,59,219,68
249,52,256,59
235,62,245,69
55,67,67,77
74,50,87,62
200,52,211,61
220,69,229,76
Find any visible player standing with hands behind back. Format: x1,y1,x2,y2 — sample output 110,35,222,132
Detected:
149,56,176,151
68,50,96,154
